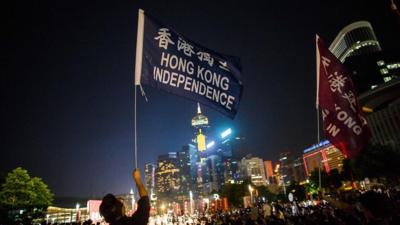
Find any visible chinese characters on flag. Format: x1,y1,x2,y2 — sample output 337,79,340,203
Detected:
316,35,371,158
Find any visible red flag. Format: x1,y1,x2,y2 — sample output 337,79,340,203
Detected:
316,35,371,158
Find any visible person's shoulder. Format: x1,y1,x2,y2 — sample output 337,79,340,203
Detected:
114,216,134,225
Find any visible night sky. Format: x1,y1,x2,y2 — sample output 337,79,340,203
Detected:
3,0,400,198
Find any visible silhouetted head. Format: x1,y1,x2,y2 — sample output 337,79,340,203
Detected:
99,193,124,223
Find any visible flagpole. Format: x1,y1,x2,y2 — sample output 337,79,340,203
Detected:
316,35,321,144
134,9,145,169
316,35,322,193
134,80,138,169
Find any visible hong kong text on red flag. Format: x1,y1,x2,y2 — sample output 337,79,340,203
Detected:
316,35,371,158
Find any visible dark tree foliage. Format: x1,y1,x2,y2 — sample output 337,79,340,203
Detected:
286,182,307,201
349,144,400,181
0,167,54,224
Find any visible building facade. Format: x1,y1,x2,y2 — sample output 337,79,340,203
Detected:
144,163,157,200
358,78,400,148
279,152,294,186
264,160,274,184
303,141,346,176
241,156,267,186
156,152,181,201
329,21,381,62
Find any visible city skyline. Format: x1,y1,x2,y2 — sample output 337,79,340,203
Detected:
3,0,400,198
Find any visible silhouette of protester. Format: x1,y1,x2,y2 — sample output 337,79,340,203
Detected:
100,169,150,225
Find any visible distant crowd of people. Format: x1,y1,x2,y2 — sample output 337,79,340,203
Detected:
42,188,400,225
145,187,400,225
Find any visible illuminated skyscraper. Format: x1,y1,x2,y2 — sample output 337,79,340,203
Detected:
264,160,274,184
156,152,180,201
279,152,294,186
177,146,191,201
329,21,381,62
192,103,209,152
144,163,157,200
241,156,267,186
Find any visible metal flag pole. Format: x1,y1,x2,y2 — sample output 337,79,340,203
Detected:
134,80,138,168
316,35,322,191
134,9,145,169
315,35,321,144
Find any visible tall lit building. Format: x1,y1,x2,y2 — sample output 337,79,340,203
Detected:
241,156,267,186
329,21,381,62
358,78,400,148
156,152,181,201
264,160,274,184
279,152,294,186
329,21,400,148
192,103,209,152
177,146,191,201
144,163,157,200
292,157,307,183
344,50,399,94
223,158,240,184
303,140,346,176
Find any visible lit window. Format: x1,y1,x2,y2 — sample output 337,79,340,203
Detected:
387,63,400,69
380,68,389,75
383,77,392,82
377,60,385,66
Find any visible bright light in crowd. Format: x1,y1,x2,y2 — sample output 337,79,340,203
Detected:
206,141,215,149
220,128,232,138
76,203,80,210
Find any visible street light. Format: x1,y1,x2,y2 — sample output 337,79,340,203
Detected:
189,191,193,215
130,188,135,211
248,185,253,205
76,203,80,222
160,203,166,214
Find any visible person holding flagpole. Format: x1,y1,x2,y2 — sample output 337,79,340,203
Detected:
99,169,149,225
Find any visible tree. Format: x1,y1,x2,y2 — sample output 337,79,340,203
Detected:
0,167,34,208
256,185,278,202
308,169,328,190
349,144,400,182
0,167,54,224
286,182,307,201
220,183,246,208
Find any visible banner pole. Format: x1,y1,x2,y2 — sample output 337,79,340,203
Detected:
134,9,145,169
315,35,321,144
134,81,138,168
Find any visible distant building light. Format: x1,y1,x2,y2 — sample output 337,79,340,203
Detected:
383,76,392,82
303,140,330,153
380,68,389,75
206,141,215,149
376,60,385,66
221,128,232,139
387,63,400,69
371,85,378,89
